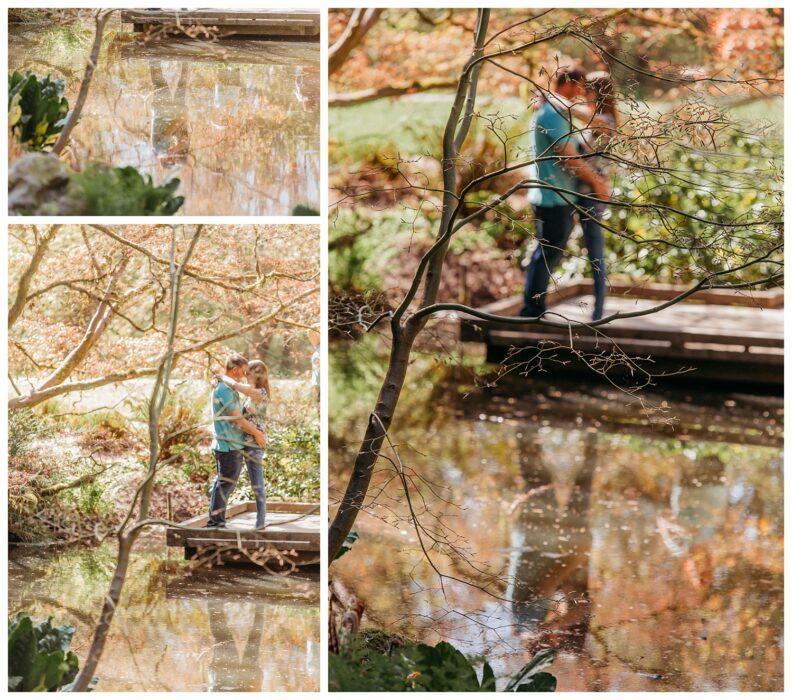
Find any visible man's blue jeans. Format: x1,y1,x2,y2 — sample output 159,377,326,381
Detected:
579,198,607,321
208,449,244,526
244,446,267,528
521,204,576,317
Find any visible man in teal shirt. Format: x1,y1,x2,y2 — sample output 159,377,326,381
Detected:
207,355,267,527
522,67,608,317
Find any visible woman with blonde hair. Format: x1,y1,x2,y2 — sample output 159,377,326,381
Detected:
576,71,617,320
215,359,270,528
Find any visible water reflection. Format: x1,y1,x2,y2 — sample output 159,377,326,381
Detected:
150,61,190,167
330,346,783,691
207,600,265,691
8,23,319,215
8,543,320,691
507,428,595,654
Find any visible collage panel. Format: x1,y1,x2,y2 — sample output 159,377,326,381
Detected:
8,8,320,216
3,4,788,697
328,7,783,693
8,223,320,691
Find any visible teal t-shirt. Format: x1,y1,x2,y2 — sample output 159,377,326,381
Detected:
530,100,579,207
211,381,246,452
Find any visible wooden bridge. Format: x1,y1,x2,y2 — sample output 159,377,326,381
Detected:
166,501,319,566
121,10,320,39
459,281,783,388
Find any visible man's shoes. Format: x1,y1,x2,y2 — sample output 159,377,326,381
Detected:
204,522,223,529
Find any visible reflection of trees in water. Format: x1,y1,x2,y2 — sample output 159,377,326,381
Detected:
149,61,190,167
507,428,596,654
183,61,319,212
10,30,320,214
207,600,265,692
329,353,782,688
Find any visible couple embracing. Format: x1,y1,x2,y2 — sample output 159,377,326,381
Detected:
523,66,616,322
206,355,271,529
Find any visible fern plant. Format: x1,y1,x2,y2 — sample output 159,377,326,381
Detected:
8,71,69,151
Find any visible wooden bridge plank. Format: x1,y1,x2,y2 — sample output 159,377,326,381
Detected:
165,501,319,553
459,282,783,384
121,10,320,37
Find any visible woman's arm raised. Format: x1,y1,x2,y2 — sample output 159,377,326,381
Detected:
214,374,268,401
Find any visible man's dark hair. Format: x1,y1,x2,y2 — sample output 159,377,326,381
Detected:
554,66,586,89
225,354,248,371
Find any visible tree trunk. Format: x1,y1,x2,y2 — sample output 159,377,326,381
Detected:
328,326,415,558
52,10,113,156
328,10,491,561
8,225,61,327
68,535,133,691
69,226,200,692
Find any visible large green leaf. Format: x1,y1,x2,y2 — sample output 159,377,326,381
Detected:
69,164,185,216
7,613,81,691
480,660,497,691
409,640,482,691
517,672,558,692
7,71,69,151
504,648,556,692
8,614,37,689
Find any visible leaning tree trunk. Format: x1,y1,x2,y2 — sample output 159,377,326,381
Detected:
52,10,113,156
328,324,416,557
328,10,491,560
69,226,201,691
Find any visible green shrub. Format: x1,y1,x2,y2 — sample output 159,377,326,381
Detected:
76,480,109,517
604,133,782,285
8,612,84,691
69,164,184,216
8,71,69,151
258,421,319,501
329,210,411,295
292,204,319,216
330,635,556,692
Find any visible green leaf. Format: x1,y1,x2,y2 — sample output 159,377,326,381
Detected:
7,613,82,691
8,614,37,689
504,648,556,692
69,164,185,216
410,640,481,691
7,71,69,151
516,672,557,692
480,660,497,691
334,531,359,560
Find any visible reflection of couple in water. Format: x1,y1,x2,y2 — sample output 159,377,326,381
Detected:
207,599,265,691
206,355,270,529
149,61,190,168
508,428,597,653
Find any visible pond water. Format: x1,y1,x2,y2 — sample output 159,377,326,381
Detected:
8,19,319,215
9,541,320,691
330,342,783,691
